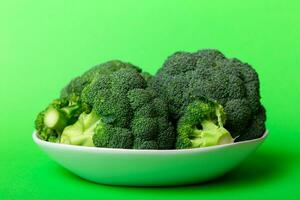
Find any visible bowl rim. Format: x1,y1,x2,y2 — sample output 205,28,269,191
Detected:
32,130,268,154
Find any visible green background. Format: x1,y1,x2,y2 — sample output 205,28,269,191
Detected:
1,0,299,199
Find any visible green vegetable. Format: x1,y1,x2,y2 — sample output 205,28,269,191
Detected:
83,68,175,149
150,49,266,141
34,49,266,149
35,99,83,142
35,60,175,149
176,99,234,149
93,124,133,149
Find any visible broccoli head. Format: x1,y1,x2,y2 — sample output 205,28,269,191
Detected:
176,99,234,149
36,60,175,149
36,60,145,145
150,49,266,141
80,68,175,149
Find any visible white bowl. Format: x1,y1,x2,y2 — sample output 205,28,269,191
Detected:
33,131,268,186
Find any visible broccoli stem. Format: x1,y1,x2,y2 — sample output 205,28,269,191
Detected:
191,120,233,148
44,105,81,132
60,110,101,146
44,107,67,131
63,135,93,146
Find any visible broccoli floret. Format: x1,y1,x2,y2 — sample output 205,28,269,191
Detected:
176,99,234,149
81,69,146,130
86,68,145,128
127,88,155,110
93,124,133,149
131,117,158,140
44,104,81,131
81,75,111,106
35,60,175,149
36,60,142,141
34,99,83,142
84,70,175,149
110,68,147,93
128,89,175,149
150,49,266,141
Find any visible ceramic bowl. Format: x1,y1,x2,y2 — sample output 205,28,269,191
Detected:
33,131,268,186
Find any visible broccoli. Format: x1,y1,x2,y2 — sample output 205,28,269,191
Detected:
35,60,175,149
176,99,234,149
36,60,141,144
35,99,83,142
128,88,175,149
35,50,266,149
150,49,266,141
84,68,175,149
93,124,133,149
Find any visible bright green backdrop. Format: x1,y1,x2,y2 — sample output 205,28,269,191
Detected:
0,0,299,199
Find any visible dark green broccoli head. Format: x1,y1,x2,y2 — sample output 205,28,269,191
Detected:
107,90,174,149
80,75,111,106
150,49,266,141
35,60,175,149
95,91,133,128
81,68,147,128
82,68,146,128
83,70,175,149
176,99,234,149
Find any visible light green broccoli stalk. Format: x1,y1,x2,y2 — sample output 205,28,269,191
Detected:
60,110,101,146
